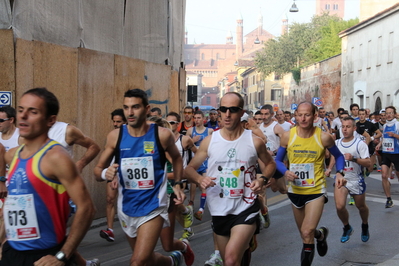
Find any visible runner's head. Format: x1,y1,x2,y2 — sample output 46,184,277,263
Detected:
18,88,59,139
219,92,244,131
341,117,356,139
296,101,317,129
123,88,150,128
260,104,274,124
111,108,126,129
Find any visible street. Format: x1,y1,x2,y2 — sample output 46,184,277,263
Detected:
78,172,399,266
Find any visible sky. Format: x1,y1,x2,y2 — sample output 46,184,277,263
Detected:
185,0,360,44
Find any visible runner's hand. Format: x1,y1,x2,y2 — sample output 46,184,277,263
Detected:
34,255,65,266
284,170,298,182
172,185,186,205
200,176,216,190
106,164,119,182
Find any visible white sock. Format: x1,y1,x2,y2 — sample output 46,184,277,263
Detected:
214,250,220,255
199,208,204,212
181,241,188,253
108,228,113,232
170,257,174,266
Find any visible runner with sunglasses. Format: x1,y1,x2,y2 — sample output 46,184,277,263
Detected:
177,106,194,135
185,92,276,266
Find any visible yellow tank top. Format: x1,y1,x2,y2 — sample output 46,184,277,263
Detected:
287,127,326,194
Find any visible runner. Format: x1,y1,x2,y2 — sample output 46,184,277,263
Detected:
99,109,126,242
94,88,186,265
1,88,95,266
185,92,276,266
328,117,371,243
275,101,346,266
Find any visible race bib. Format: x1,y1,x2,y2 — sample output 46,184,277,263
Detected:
344,160,354,172
4,194,40,241
120,157,155,190
383,138,394,152
266,142,272,151
218,167,245,198
290,163,315,187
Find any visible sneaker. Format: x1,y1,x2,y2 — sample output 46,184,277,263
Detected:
204,252,223,266
316,227,329,257
385,199,394,208
182,239,195,266
361,228,370,242
341,225,353,243
183,205,194,228
348,197,355,205
194,210,203,221
377,167,381,172
170,251,183,266
99,229,115,242
249,235,257,252
258,214,265,231
188,200,194,206
262,212,270,228
180,228,194,241
86,258,100,266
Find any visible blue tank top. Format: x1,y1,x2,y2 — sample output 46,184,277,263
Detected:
382,121,399,154
117,124,168,217
192,127,209,147
5,140,70,251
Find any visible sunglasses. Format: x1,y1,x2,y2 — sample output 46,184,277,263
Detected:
167,121,178,125
0,118,9,123
184,112,192,114
219,106,242,113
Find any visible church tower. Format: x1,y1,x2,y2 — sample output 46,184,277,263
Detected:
316,0,345,18
236,14,243,60
281,15,288,35
226,30,233,44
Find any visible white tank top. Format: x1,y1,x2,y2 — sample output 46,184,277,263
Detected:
0,128,20,151
175,135,189,169
260,121,280,153
48,121,73,156
336,137,369,180
206,130,258,216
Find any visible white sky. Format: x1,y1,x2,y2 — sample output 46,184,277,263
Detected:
185,0,360,44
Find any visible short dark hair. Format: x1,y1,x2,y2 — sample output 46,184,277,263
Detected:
284,111,291,115
342,116,356,126
183,106,194,112
386,106,397,114
337,107,345,114
255,111,261,115
150,107,162,115
124,88,149,106
111,108,126,121
167,111,181,122
23,88,59,118
350,103,359,111
261,104,273,114
0,106,16,124
358,108,366,113
194,110,204,117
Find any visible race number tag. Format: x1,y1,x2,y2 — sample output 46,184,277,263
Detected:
4,194,40,241
344,160,354,172
290,163,315,187
383,138,394,152
120,157,155,190
266,142,272,151
218,167,244,198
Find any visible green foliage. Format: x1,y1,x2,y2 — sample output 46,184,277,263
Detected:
291,67,301,85
255,14,359,79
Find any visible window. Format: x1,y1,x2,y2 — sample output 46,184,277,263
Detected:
201,53,205,60
206,96,211,105
333,4,338,10
388,32,394,63
377,36,382,66
216,53,220,60
325,4,330,10
271,89,281,101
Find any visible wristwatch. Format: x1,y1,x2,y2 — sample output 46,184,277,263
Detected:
336,169,345,177
260,176,270,185
0,176,6,182
55,251,68,263
352,157,357,163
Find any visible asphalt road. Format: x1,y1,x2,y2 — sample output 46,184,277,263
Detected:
78,171,399,266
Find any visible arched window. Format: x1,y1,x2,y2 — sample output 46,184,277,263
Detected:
375,97,382,112
216,53,220,60
201,53,205,60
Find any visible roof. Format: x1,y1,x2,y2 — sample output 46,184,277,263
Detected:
339,3,399,37
185,59,218,69
245,28,274,39
185,44,236,49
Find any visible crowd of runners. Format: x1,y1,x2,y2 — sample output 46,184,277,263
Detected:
0,87,398,266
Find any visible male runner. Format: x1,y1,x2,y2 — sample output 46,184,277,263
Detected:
177,106,194,135
375,106,399,208
185,92,276,266
99,109,126,242
275,101,346,266
94,88,186,266
1,88,95,266
328,117,371,243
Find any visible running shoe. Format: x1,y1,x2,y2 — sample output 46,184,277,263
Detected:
182,239,195,266
258,214,265,231
194,210,203,221
249,235,257,252
188,200,194,206
86,258,101,266
348,197,355,205
262,212,270,228
377,167,381,172
361,227,370,242
341,225,353,243
170,251,183,266
204,252,223,266
180,228,194,241
99,229,115,242
183,205,194,228
385,199,394,208
316,227,329,257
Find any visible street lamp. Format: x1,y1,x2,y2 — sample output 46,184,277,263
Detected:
290,0,299,12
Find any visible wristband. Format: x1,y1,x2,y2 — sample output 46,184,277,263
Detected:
371,136,374,141
101,168,108,181
259,176,270,185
